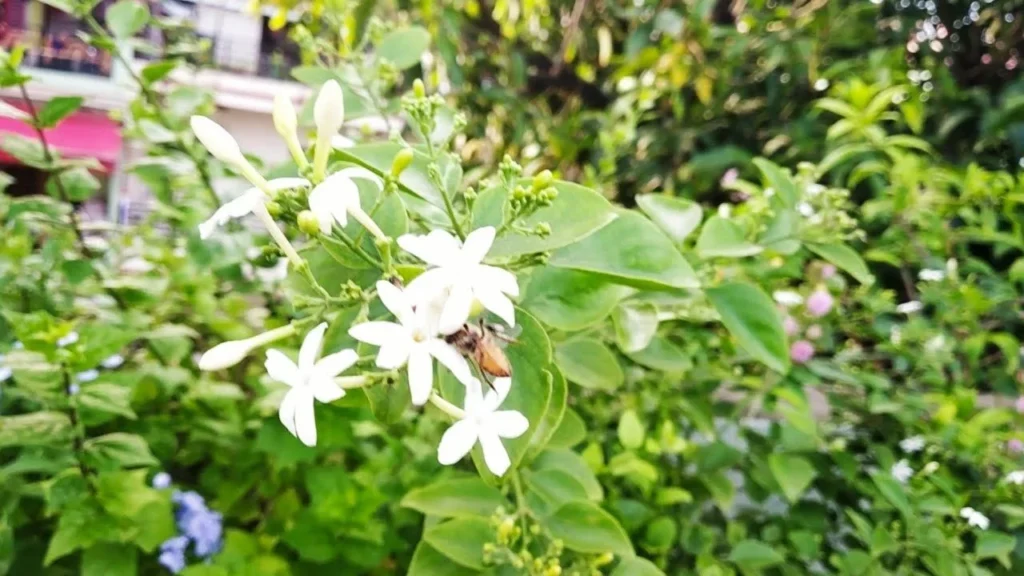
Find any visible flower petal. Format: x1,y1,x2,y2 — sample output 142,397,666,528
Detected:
313,349,358,379
198,189,263,239
277,388,300,438
293,388,317,447
349,321,406,346
490,410,529,439
427,339,474,386
473,285,516,328
308,374,346,404
476,265,520,297
407,346,433,406
479,431,512,476
265,350,301,387
463,378,485,415
484,377,513,410
266,177,310,192
437,419,479,465
308,178,358,233
334,167,383,190
461,226,496,264
405,268,452,307
376,281,415,326
298,323,328,372
398,230,462,267
376,339,412,369
439,282,474,335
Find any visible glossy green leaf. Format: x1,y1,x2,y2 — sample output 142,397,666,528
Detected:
707,282,790,374
975,531,1016,559
870,472,912,518
377,27,432,70
696,216,763,259
550,210,699,289
555,339,623,391
728,539,785,570
82,433,157,470
336,143,445,207
612,302,659,353
635,194,703,242
522,268,632,331
769,453,817,503
806,241,874,285
423,517,492,570
473,180,617,258
525,468,591,508
547,501,633,556
0,412,73,448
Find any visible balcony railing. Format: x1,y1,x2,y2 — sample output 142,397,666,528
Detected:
0,28,113,77
205,36,300,81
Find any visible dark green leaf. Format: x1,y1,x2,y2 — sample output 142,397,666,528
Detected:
522,268,631,331
82,542,137,576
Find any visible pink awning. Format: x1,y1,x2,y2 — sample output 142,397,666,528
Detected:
0,103,122,171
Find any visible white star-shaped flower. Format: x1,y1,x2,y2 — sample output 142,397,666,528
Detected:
437,377,529,476
891,459,913,484
265,323,356,447
198,178,310,240
398,227,519,334
307,167,383,234
959,507,990,530
349,281,473,405
1006,470,1024,485
899,435,925,454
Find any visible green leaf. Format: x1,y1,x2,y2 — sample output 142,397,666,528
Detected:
361,375,412,425
408,541,478,576
336,143,447,208
643,517,678,552
753,158,798,206
37,96,83,129
975,531,1016,559
320,178,407,268
728,540,785,571
612,302,659,353
77,383,137,423
696,216,763,259
806,242,874,285
555,339,623,391
870,472,912,518
547,501,633,556
548,408,586,449
550,210,699,289
106,0,149,38
82,542,138,576
617,409,646,450
83,433,157,470
532,449,603,501
526,469,591,509
0,412,73,448
759,209,801,254
141,60,177,84
526,366,567,461
423,517,492,570
769,454,817,503
401,478,509,518
707,282,790,373
523,268,631,331
377,27,432,69
702,470,735,511
473,180,617,258
635,195,703,242
625,336,691,373
611,557,666,576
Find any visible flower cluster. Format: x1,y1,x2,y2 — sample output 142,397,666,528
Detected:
156,477,223,573
773,274,837,364
190,81,528,477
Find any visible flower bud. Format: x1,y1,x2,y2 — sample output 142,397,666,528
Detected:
190,116,244,166
594,552,615,567
806,324,822,339
805,289,834,317
790,340,814,364
198,340,253,371
273,93,298,140
532,169,553,190
314,80,345,136
413,78,426,98
782,316,800,336
297,210,321,236
265,201,283,218
534,222,551,237
391,148,415,178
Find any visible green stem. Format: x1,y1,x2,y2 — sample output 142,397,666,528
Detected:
322,231,385,270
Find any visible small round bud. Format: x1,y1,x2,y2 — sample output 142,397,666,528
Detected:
464,186,477,201
265,201,283,218
545,567,562,576
391,148,415,178
534,222,551,237
532,169,554,190
297,210,321,236
413,79,426,98
497,517,516,542
595,552,615,567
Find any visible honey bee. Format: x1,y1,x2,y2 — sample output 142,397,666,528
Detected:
445,320,515,382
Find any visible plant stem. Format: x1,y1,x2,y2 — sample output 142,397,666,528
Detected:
428,392,466,419
322,231,385,270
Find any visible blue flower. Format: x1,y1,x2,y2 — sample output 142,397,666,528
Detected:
181,507,223,558
158,536,188,574
152,472,172,489
172,490,206,512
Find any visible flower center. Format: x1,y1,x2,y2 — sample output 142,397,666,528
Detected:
411,328,427,343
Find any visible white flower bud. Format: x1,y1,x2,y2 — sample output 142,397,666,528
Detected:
273,94,298,140
190,116,244,166
314,80,345,136
198,340,254,371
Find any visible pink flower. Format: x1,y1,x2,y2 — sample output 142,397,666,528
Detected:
1009,439,1024,453
806,290,834,317
783,316,800,336
721,168,739,187
806,325,822,339
821,264,837,279
790,340,815,363
1016,396,1024,414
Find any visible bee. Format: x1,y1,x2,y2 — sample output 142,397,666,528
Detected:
445,320,515,383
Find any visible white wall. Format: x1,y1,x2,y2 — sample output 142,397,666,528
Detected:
195,4,262,74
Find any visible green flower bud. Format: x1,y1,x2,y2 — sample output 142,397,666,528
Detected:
391,148,415,178
413,78,426,99
594,552,614,567
497,517,515,544
534,222,551,237
265,201,283,218
532,169,554,190
545,566,562,576
297,210,320,236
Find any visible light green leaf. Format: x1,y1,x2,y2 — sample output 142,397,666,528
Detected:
806,242,874,285
547,408,586,449
376,27,432,70
532,449,603,501
0,412,73,448
550,210,699,289
49,166,101,203
612,302,659,353
526,367,567,461
522,268,631,331
611,557,665,576
547,501,633,556
870,472,912,518
702,470,735,511
78,383,136,423
752,158,798,206
473,181,617,258
975,531,1016,559
707,282,790,373
106,0,149,38
82,542,138,576
555,339,623,391
407,541,478,576
625,336,691,373
37,96,83,129
769,453,817,503
759,209,801,254
617,409,646,450
696,216,763,259
635,194,703,242
336,143,446,208
728,540,785,570
401,478,508,518
423,517,492,570
525,468,591,512
83,433,157,470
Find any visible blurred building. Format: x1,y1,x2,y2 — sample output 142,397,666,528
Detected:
0,0,311,222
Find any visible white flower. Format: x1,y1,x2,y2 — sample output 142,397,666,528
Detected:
101,354,125,369
1006,471,1024,485
773,290,804,307
891,459,913,484
923,461,939,474
57,332,79,347
797,202,815,217
120,256,154,274
960,507,990,530
190,116,245,166
0,366,12,382
255,259,289,284
198,178,309,240
896,300,923,314
890,325,902,345
925,335,946,353
899,435,925,453
272,93,298,139
265,323,356,447
307,168,384,234
437,377,529,476
199,324,296,371
75,369,99,383
314,80,345,137
349,282,473,406
398,227,520,334
918,269,945,282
